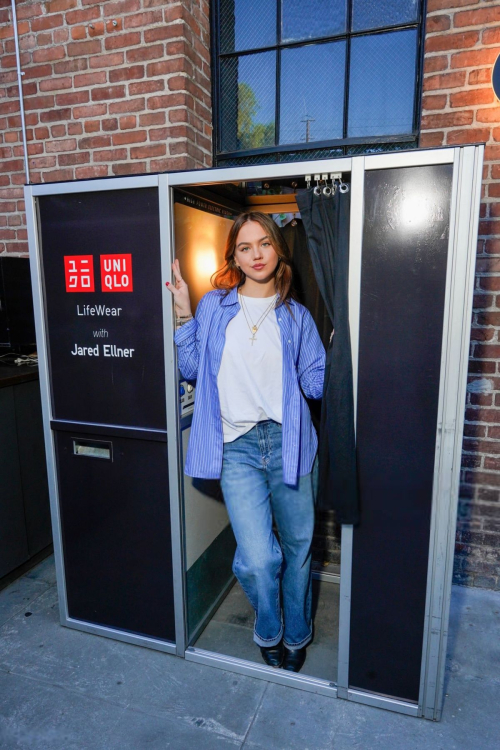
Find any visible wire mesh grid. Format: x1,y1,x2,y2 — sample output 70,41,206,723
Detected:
216,1,422,158
216,141,416,167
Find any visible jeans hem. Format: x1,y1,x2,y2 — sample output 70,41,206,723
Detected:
283,630,313,651
253,622,284,648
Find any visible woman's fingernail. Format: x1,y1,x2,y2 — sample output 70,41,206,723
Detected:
166,281,170,286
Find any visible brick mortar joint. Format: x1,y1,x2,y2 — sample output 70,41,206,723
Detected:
1,12,210,32
421,91,495,99
420,124,496,132
458,498,500,508
423,69,496,76
425,3,500,17
422,103,500,112
425,25,500,34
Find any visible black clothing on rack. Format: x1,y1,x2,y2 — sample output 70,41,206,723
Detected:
281,219,332,349
295,189,359,525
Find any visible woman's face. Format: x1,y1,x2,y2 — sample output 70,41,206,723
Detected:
233,220,280,285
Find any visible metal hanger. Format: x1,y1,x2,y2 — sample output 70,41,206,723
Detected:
304,173,349,196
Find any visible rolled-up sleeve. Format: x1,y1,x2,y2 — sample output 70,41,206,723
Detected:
174,296,207,381
297,309,326,399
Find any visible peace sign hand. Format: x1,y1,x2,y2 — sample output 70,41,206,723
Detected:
166,259,192,318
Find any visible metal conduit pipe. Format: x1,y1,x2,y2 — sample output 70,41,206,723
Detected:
11,0,30,184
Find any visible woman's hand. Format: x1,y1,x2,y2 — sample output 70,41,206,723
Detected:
166,259,192,318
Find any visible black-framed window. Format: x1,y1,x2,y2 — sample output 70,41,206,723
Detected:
212,0,425,165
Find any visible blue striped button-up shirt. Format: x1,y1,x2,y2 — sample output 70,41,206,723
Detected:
174,286,326,486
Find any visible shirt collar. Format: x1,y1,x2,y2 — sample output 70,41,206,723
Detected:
220,286,239,306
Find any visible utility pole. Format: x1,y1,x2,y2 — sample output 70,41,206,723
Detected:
301,116,315,143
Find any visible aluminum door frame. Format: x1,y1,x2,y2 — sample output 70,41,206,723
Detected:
414,144,483,720
24,174,179,655
162,157,353,699
342,144,482,719
162,145,482,716
349,145,482,718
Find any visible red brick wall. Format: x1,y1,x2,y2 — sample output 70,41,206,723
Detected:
422,0,500,589
0,0,212,255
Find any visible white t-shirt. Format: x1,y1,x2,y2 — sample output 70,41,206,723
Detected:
217,294,283,443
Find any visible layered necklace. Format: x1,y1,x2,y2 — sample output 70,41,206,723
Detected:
238,292,278,346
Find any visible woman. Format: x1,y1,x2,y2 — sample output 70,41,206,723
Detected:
166,211,325,673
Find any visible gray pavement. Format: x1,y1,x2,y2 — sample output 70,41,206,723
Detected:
0,555,498,749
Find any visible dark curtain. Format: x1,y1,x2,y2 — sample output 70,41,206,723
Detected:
295,188,359,525
281,219,332,349
280,218,331,436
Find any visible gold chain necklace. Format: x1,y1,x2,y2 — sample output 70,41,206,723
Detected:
238,292,278,346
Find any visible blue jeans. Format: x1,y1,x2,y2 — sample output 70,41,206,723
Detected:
220,420,316,650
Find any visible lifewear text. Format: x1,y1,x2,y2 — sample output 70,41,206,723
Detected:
77,305,122,316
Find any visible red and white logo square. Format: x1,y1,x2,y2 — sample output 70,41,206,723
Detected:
100,254,133,292
64,255,95,292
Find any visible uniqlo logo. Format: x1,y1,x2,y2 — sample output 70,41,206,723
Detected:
100,254,133,292
64,255,95,292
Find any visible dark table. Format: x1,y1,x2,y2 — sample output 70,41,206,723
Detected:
0,363,52,583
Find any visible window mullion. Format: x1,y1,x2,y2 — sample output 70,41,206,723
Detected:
275,0,282,147
343,0,353,142
214,0,424,162
414,0,428,138
214,0,222,156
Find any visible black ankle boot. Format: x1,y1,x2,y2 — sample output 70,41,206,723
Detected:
282,646,307,672
260,642,284,668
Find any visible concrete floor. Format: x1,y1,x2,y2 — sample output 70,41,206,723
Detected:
0,556,498,750
195,578,339,683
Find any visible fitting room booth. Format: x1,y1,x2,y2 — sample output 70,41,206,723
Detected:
25,144,483,722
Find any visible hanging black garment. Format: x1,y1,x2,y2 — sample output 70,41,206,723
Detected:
281,219,332,349
281,218,331,436
295,188,359,525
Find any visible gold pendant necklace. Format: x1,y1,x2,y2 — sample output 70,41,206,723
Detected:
239,293,277,345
